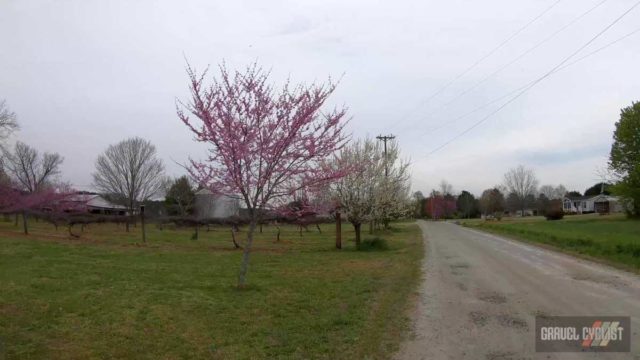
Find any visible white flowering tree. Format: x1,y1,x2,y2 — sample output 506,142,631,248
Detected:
331,138,411,245
370,140,411,228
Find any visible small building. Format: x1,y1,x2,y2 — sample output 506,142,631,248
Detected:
562,194,623,214
194,189,240,219
65,192,129,215
591,194,624,214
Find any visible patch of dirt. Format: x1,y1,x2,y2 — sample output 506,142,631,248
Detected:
485,351,531,360
469,311,488,326
341,259,386,271
0,303,22,316
531,309,553,320
449,263,470,269
495,314,528,330
571,273,629,287
450,263,470,276
457,282,468,291
477,291,507,304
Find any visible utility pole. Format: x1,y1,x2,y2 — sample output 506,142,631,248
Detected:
376,134,395,177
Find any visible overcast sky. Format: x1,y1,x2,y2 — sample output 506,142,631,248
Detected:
1,0,639,196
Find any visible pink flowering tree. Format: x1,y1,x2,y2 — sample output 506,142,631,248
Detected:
0,182,81,234
178,62,349,287
274,188,337,237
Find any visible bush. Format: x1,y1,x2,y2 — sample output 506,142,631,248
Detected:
544,199,564,220
545,209,564,220
356,237,389,251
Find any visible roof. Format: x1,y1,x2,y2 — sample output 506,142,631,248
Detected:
564,195,591,201
86,196,127,210
67,193,127,210
590,194,619,202
564,194,619,202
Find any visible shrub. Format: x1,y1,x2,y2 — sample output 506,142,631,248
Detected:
356,237,389,251
545,199,564,220
545,210,564,220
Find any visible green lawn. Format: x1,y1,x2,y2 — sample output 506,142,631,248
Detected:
459,214,640,272
0,219,423,359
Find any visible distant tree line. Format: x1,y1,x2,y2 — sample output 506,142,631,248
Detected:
412,170,617,221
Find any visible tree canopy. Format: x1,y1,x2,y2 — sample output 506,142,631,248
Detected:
165,176,195,216
584,182,612,196
609,101,640,217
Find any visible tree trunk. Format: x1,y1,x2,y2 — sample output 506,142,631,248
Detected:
22,211,28,235
231,227,241,249
354,222,361,247
237,219,257,288
140,209,146,243
276,225,281,242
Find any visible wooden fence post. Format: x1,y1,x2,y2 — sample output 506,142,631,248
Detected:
336,210,342,250
140,205,146,243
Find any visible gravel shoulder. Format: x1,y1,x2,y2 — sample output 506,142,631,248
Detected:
395,220,640,360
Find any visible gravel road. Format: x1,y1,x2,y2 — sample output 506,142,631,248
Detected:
395,220,640,360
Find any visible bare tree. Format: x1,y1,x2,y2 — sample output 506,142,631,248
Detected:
539,184,566,200
93,137,165,229
503,165,539,217
439,180,453,197
3,142,63,193
0,100,19,143
553,184,567,199
539,185,555,199
1,101,19,168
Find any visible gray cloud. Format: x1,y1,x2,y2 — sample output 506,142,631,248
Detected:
1,0,638,195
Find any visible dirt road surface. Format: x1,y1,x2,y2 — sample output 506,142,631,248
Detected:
395,221,640,360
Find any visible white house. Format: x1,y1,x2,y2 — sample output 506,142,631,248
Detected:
562,194,623,214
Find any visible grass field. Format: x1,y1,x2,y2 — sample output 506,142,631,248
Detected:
0,219,423,359
459,214,640,272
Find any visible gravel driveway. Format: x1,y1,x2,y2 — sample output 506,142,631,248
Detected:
395,220,640,360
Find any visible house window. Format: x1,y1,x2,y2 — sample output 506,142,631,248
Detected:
582,202,586,209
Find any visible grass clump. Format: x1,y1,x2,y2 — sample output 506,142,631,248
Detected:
356,237,390,251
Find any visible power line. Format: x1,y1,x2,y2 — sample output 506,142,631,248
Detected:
390,0,564,130
410,25,640,139
397,0,610,133
421,0,640,158
561,26,640,67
